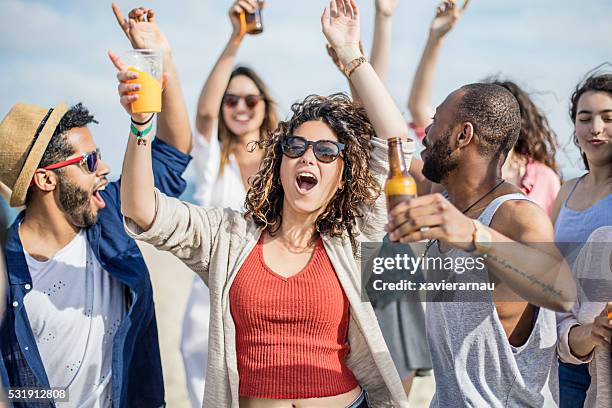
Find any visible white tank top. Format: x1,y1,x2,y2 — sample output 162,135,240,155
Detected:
426,193,559,407
191,131,246,210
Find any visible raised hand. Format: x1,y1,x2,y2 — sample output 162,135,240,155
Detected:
430,0,470,39
375,0,400,18
322,0,361,64
229,0,260,38
112,3,171,54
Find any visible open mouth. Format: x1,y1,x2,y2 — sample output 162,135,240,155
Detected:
92,182,107,209
295,172,318,194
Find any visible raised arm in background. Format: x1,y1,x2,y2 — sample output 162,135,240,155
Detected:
370,0,399,81
325,0,399,104
195,0,259,141
407,0,469,129
323,0,408,141
112,3,192,154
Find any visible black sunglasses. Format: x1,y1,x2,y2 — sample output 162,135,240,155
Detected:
222,93,264,109
281,135,345,163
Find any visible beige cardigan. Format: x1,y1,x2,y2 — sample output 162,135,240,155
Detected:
557,226,612,408
125,137,414,407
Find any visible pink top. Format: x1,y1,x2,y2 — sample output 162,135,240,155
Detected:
520,159,560,215
409,122,427,141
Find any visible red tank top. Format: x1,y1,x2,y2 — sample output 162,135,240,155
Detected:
229,235,358,399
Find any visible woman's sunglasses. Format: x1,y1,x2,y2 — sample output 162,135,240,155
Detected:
281,135,345,163
222,93,264,109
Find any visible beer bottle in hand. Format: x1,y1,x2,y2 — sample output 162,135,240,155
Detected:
241,0,264,35
385,137,416,212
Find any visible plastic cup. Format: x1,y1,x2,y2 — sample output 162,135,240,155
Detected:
124,49,163,114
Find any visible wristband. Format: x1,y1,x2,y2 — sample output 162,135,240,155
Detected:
344,55,368,78
130,123,154,146
131,113,155,126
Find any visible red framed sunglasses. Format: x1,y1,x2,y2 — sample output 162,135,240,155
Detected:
222,93,264,109
30,149,101,186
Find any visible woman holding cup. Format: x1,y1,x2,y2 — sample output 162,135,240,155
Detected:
118,1,412,406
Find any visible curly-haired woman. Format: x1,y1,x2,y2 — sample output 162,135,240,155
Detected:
491,79,561,215
118,1,411,406
183,1,279,405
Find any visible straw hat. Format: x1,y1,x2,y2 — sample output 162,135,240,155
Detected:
0,102,68,207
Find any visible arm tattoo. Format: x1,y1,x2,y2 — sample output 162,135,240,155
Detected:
483,252,565,299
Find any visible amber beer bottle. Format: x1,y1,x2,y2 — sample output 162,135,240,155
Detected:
385,137,417,211
240,0,264,35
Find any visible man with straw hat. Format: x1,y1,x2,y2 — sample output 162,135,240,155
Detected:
0,9,192,407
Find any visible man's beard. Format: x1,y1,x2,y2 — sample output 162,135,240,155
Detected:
422,131,459,184
57,176,98,228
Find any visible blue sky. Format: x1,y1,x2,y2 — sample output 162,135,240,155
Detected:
1,0,611,196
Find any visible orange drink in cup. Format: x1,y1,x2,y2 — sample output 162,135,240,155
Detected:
124,49,163,114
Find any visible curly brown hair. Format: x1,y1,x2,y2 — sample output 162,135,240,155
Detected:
485,78,560,175
245,93,380,246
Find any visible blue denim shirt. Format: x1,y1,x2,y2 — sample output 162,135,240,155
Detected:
0,138,191,407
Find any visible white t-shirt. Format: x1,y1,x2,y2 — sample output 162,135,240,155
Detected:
23,230,126,408
191,131,246,210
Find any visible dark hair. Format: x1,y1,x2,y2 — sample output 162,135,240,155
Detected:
38,103,97,169
218,66,278,174
455,83,521,159
26,103,97,204
245,93,379,249
485,78,559,175
569,65,612,170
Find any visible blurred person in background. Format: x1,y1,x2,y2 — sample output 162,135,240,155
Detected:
181,0,279,406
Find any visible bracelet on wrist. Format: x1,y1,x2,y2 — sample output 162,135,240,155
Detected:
344,56,368,78
131,113,155,126
130,122,154,146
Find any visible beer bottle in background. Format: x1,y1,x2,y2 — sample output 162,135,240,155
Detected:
240,0,264,35
385,137,416,211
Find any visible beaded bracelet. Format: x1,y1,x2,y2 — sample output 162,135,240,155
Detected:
130,122,154,146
